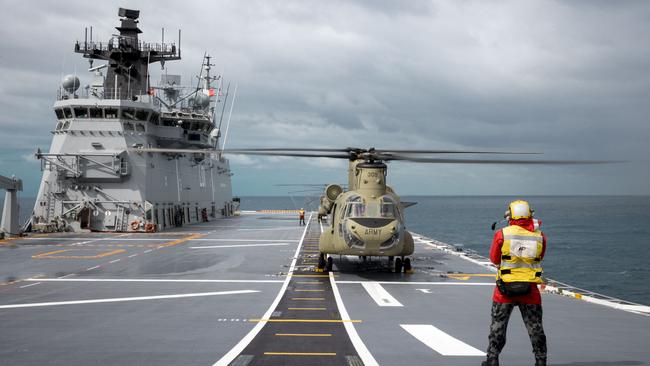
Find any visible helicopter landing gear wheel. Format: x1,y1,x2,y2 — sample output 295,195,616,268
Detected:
326,256,333,272
394,257,403,273
403,257,412,273
318,253,326,270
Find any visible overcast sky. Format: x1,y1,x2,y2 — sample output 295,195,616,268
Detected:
1,0,649,196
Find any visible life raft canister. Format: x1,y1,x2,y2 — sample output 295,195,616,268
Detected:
499,225,544,283
145,222,156,233
130,220,140,231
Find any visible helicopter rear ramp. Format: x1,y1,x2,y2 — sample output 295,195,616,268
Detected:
0,213,648,365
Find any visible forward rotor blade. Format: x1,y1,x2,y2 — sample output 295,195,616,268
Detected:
225,151,351,159
224,147,352,153
129,147,218,154
275,184,329,187
224,147,539,155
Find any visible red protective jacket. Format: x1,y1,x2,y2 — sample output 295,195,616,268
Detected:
490,218,547,304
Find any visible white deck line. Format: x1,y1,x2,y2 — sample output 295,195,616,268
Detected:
25,278,284,284
400,324,486,356
189,243,290,249
361,282,404,307
0,290,259,309
413,232,650,316
212,213,312,366
19,238,300,242
338,281,493,286
330,272,380,366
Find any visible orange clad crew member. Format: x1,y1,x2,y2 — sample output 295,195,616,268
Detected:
482,200,547,366
298,208,306,226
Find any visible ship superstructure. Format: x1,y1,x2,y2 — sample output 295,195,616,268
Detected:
30,8,235,232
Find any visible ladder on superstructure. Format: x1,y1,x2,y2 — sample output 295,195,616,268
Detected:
114,206,127,232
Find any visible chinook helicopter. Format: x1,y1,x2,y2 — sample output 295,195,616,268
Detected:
218,147,615,273
132,145,615,272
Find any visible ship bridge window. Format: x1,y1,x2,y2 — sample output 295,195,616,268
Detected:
135,109,149,121
55,121,63,130
74,107,89,119
123,122,134,131
54,109,65,120
63,108,73,119
89,107,103,119
105,108,119,119
122,108,136,121
136,123,145,132
149,112,160,125
62,121,70,130
162,118,176,127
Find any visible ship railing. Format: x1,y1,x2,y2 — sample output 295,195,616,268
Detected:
57,88,161,106
75,39,178,55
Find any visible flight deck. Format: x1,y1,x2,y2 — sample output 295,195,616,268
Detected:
1,213,648,365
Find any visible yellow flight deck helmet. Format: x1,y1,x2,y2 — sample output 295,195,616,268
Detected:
508,200,533,220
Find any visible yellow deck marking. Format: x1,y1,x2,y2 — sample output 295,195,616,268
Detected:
447,273,496,280
264,352,336,356
289,274,333,278
295,289,324,292
32,249,125,259
251,319,361,323
275,333,332,337
288,307,326,310
291,297,325,300
158,233,205,248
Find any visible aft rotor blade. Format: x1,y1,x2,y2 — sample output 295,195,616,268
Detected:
387,156,624,165
376,149,540,155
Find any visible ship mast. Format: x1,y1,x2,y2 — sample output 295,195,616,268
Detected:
74,8,181,100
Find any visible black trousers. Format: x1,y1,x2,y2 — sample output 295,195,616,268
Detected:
487,301,547,360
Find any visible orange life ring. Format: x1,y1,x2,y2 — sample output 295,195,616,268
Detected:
130,220,140,231
145,222,156,233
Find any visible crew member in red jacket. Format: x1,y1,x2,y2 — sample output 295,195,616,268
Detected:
482,200,547,366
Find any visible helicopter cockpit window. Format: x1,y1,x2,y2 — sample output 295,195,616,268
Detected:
345,203,366,218
344,195,365,218
379,196,399,219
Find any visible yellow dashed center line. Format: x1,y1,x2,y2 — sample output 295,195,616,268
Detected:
264,352,336,356
291,297,325,301
289,274,333,278
251,318,361,323
294,289,324,292
275,333,332,337
288,307,326,311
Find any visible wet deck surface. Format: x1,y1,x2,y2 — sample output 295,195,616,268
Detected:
0,214,648,365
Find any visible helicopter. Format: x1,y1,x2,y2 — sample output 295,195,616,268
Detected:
220,147,616,273
132,145,616,272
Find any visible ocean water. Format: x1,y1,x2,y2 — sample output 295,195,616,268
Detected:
5,195,649,305
240,195,650,305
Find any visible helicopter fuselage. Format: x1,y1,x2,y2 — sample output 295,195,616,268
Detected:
318,190,414,257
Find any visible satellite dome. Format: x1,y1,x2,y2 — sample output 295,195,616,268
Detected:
62,75,80,93
195,93,210,108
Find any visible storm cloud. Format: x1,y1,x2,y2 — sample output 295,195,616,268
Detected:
1,0,648,196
